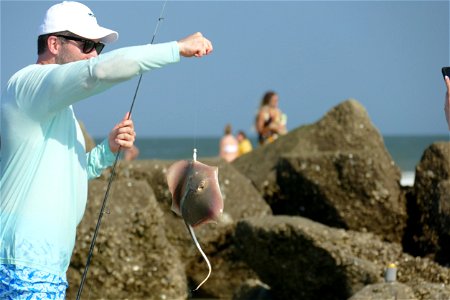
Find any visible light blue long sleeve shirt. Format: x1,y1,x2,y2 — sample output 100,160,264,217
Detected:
0,41,180,277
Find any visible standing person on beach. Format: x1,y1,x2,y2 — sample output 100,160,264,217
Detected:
220,124,239,162
444,76,450,130
0,1,213,298
255,91,288,145
236,130,253,156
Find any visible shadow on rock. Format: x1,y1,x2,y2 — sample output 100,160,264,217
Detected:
275,156,348,228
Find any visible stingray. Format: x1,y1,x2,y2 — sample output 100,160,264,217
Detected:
166,149,224,291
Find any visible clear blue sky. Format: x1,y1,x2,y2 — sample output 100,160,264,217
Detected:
1,1,449,137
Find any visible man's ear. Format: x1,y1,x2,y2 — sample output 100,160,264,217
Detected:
47,36,61,55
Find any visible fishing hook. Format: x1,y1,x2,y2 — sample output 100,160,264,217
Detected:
76,2,168,299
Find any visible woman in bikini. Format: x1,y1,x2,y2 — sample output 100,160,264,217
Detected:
255,91,287,145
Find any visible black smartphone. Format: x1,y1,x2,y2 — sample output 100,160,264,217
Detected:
442,67,450,79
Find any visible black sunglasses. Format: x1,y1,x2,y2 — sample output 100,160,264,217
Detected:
55,35,105,54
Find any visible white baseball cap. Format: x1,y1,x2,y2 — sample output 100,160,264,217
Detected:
38,1,118,43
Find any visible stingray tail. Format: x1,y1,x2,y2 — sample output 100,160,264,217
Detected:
184,221,212,291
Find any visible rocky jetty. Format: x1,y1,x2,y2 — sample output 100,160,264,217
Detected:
69,99,449,299
233,99,406,243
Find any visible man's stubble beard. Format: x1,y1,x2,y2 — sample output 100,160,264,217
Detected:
55,47,79,65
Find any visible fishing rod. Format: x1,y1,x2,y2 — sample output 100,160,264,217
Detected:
76,2,168,299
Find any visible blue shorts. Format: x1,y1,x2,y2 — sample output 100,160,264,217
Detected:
0,264,68,300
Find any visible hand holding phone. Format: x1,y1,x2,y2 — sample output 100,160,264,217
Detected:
442,67,450,79
443,67,450,130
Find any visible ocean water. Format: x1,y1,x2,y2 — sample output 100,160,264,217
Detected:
95,135,449,186
383,135,449,186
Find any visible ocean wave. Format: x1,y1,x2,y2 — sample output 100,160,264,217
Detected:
400,171,415,187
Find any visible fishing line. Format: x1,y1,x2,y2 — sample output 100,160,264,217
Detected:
186,42,214,294
76,2,168,299
192,65,200,153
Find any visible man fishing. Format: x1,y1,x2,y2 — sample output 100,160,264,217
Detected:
0,1,213,298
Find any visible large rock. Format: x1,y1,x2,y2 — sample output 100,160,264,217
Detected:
235,215,450,300
67,178,187,300
233,99,405,242
405,142,450,264
110,159,271,298
277,153,405,242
